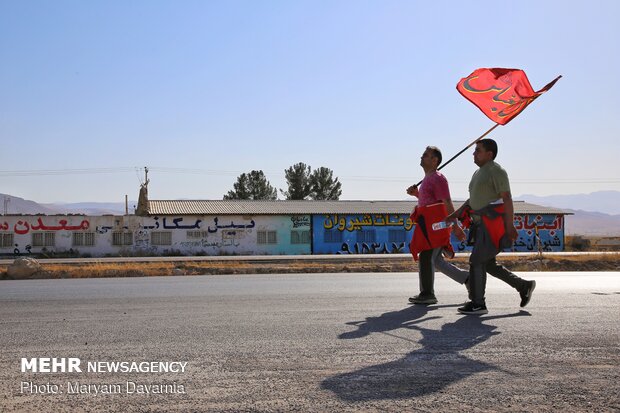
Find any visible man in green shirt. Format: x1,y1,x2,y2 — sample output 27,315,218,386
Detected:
448,138,536,315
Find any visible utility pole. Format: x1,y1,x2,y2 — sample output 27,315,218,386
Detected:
135,166,150,216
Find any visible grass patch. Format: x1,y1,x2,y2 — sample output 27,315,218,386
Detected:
1,253,619,280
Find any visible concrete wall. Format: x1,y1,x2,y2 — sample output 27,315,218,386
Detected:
0,213,564,257
312,214,414,254
312,213,565,254
0,214,313,257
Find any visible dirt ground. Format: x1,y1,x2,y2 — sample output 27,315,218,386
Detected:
2,253,619,279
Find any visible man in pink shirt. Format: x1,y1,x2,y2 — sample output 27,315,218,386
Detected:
407,146,469,304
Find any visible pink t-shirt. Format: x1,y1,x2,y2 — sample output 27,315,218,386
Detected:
417,171,451,207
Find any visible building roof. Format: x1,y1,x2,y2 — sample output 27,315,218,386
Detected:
146,200,571,216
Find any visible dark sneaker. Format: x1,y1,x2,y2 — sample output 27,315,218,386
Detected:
458,301,488,315
520,280,536,307
408,294,438,305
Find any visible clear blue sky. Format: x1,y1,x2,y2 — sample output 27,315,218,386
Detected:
2,0,619,203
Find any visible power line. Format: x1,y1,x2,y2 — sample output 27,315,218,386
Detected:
0,167,618,185
148,167,240,176
0,167,137,176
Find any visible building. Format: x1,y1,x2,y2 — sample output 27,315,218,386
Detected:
0,200,568,257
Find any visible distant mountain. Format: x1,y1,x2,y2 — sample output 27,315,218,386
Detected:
517,191,620,215
0,194,133,215
0,194,58,215
564,209,620,236
516,191,620,235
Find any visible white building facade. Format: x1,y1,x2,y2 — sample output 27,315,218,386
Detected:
0,200,568,257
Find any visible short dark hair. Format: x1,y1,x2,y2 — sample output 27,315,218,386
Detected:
426,146,442,165
478,139,498,160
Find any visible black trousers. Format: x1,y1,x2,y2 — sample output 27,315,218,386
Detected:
418,248,441,297
467,223,528,306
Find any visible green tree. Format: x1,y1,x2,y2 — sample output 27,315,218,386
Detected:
281,162,312,200
309,167,342,200
224,170,277,200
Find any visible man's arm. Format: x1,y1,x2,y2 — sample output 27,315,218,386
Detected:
442,198,466,241
443,198,455,216
500,191,518,242
446,199,469,222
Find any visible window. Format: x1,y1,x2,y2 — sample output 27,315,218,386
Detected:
356,230,376,243
1,233,14,248
151,231,172,246
388,229,407,244
112,231,133,246
268,231,277,244
323,230,343,243
73,232,95,247
291,230,310,244
257,230,277,244
32,232,55,247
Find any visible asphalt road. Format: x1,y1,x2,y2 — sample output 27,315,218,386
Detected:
0,272,618,412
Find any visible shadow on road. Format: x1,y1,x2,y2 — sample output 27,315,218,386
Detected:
338,304,456,341
322,307,531,401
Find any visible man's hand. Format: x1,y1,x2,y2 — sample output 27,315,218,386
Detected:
406,185,419,197
453,224,467,242
506,224,519,242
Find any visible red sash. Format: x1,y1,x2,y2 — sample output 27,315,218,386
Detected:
409,202,453,261
460,203,507,250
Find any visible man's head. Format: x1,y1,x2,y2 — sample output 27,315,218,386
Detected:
421,146,442,171
473,138,497,167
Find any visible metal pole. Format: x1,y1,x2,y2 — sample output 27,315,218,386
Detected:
415,123,500,187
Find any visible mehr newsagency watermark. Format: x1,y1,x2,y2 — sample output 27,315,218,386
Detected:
19,358,188,395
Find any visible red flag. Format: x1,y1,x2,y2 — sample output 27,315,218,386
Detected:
457,68,561,125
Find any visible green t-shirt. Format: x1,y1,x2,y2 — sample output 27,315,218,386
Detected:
468,160,511,211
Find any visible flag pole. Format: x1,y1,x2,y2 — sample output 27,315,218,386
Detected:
415,123,500,187
414,71,561,187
